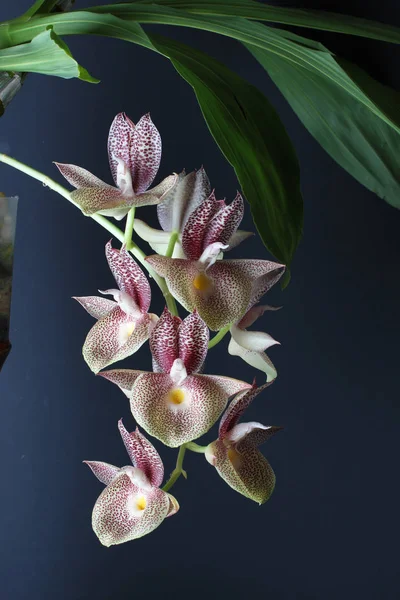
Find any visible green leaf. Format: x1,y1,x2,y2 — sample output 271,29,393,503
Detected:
149,33,303,271
0,27,98,82
246,34,400,209
131,0,400,45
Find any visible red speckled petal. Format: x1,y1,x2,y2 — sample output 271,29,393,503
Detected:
235,423,283,450
83,310,155,373
178,311,209,375
133,174,178,206
238,304,281,329
145,256,257,331
92,471,170,546
54,162,108,189
130,373,249,447
108,112,136,187
150,308,181,374
208,439,276,504
118,420,164,487
98,369,146,398
181,191,223,260
219,382,271,439
166,493,180,517
70,185,130,217
130,114,161,193
243,262,286,310
203,192,244,249
84,461,120,486
157,167,211,233
105,242,151,313
73,295,116,320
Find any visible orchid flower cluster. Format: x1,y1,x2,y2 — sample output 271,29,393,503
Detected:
57,112,285,547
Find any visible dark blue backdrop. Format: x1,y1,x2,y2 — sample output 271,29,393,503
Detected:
1,1,399,599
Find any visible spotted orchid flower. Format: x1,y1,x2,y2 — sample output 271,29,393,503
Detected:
146,192,285,329
205,382,282,504
229,305,282,381
74,241,158,373
99,308,251,447
133,168,252,257
55,112,177,219
85,420,179,547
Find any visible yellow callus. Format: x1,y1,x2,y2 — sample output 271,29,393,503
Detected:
136,495,147,511
169,388,185,405
193,271,213,293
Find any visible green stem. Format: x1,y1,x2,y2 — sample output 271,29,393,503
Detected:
0,153,175,308
124,206,136,250
186,442,207,453
162,444,187,492
165,230,179,258
208,324,231,349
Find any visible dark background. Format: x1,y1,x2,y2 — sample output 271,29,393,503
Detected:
1,1,399,598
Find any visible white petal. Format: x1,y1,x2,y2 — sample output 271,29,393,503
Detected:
99,289,142,319
230,324,279,352
228,337,277,382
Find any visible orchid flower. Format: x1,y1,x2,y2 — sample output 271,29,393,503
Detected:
85,420,179,546
74,241,158,373
133,168,252,257
229,305,282,381
99,308,251,447
55,112,177,219
205,382,282,504
146,191,285,329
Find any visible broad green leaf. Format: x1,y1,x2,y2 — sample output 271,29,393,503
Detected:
246,35,400,209
0,27,98,82
132,0,400,45
78,5,400,208
149,33,303,271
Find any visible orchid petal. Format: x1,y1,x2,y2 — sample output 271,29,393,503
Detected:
166,493,180,517
228,337,278,381
84,460,120,486
83,309,156,373
131,113,162,193
236,424,283,450
149,308,181,374
91,471,170,546
238,304,281,330
98,369,146,398
133,174,179,207
130,372,249,447
230,324,279,352
181,191,223,260
70,185,130,219
227,229,254,250
73,295,116,320
118,420,164,487
245,261,286,310
208,439,276,504
178,310,209,375
105,242,151,314
157,167,211,232
219,382,271,439
145,256,254,331
54,162,108,189
203,192,244,249
108,112,136,187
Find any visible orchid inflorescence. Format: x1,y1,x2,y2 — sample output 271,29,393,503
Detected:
58,112,285,547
